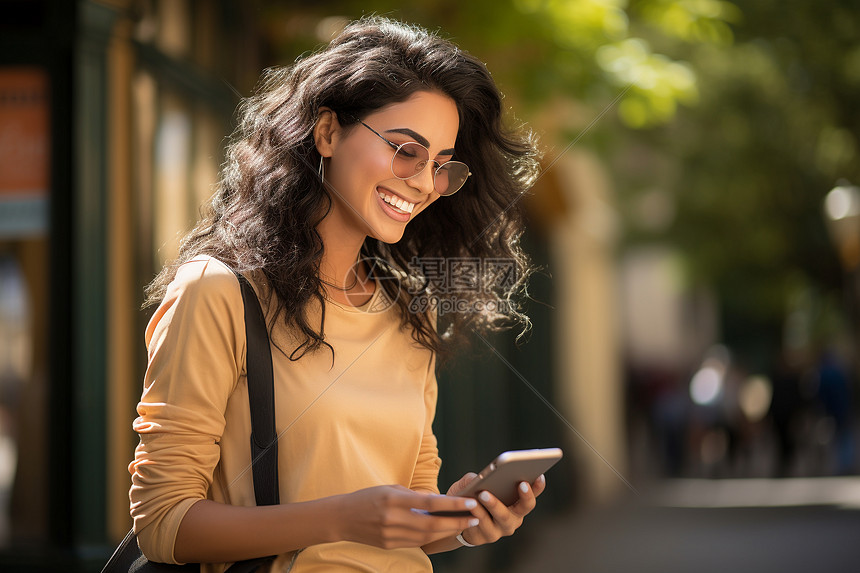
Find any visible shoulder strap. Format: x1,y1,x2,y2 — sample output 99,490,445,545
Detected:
233,270,280,507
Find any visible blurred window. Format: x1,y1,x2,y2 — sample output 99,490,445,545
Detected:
0,67,50,548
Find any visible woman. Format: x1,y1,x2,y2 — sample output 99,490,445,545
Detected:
129,16,543,572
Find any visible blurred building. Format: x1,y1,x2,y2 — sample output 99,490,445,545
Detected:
0,0,260,569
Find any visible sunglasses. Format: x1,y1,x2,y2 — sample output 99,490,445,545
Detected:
356,120,471,196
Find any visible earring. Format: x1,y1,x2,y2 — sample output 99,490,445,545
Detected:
318,156,325,181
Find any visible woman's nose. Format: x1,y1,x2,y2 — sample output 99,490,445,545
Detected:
405,163,436,195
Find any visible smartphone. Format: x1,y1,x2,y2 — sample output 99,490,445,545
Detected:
431,448,563,515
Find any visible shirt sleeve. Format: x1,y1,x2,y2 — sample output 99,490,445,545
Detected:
409,350,442,495
128,258,245,564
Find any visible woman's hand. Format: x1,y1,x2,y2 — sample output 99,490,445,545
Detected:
338,485,479,549
446,472,546,546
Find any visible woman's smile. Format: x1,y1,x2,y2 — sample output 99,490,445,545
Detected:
376,187,422,223
377,188,417,214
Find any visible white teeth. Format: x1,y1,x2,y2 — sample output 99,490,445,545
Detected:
378,191,415,214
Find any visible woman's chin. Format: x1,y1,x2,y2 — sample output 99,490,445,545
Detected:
371,227,407,244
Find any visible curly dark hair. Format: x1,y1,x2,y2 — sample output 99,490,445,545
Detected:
144,16,541,362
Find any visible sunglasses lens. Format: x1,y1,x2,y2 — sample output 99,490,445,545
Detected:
392,143,430,179
392,142,470,195
435,162,470,195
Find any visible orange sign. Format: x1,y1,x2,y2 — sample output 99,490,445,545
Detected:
0,68,50,196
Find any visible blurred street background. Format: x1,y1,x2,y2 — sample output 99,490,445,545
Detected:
1,0,859,571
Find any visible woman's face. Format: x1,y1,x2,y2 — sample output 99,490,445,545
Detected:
323,90,461,244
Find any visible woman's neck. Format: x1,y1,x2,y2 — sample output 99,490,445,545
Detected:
317,222,375,306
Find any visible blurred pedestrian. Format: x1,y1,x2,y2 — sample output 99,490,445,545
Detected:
769,352,804,477
816,348,855,474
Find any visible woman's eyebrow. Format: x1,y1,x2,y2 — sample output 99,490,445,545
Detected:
384,128,456,156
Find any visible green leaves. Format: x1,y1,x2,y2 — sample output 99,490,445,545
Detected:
596,38,698,127
505,0,723,127
636,0,740,44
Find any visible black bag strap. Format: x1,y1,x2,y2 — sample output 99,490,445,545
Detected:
102,271,280,573
234,270,280,507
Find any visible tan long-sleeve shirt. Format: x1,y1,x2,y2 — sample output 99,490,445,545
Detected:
129,256,441,572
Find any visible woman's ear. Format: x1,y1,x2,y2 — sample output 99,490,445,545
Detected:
313,107,341,158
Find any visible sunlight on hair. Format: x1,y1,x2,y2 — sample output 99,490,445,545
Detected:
316,16,349,42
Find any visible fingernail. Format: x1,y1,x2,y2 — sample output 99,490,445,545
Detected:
539,474,546,484
479,491,491,503
519,482,529,494
465,499,478,509
469,518,480,527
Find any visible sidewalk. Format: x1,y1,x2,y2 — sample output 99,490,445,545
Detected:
506,478,860,573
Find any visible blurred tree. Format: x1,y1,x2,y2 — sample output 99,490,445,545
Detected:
255,0,857,364
256,0,716,124
616,0,858,366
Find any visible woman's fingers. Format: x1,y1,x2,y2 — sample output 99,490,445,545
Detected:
461,475,549,545
412,491,478,516
446,472,479,496
481,490,523,532
343,486,483,549
402,491,481,540
532,474,547,497
508,478,539,518
359,475,550,549
416,511,479,536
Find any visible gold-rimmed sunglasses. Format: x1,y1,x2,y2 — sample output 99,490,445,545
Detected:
356,120,471,196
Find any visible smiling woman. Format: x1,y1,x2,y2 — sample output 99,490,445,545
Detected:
128,16,542,573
